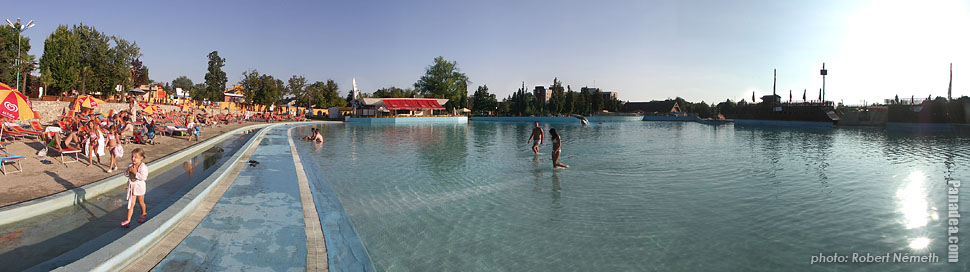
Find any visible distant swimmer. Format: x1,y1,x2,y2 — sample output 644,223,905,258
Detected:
312,129,324,143
527,122,543,154
302,128,317,141
549,128,569,168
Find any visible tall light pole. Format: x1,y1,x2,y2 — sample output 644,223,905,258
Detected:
6,18,35,91
820,63,827,103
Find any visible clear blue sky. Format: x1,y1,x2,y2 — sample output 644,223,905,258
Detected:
9,0,970,105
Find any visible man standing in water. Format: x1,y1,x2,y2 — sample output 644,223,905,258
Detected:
527,122,543,154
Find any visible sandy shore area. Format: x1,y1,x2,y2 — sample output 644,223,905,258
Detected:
0,121,275,207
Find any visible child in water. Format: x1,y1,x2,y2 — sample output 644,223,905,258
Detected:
121,148,148,227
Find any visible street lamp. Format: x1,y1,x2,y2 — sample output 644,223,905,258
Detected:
6,18,35,91
820,63,827,103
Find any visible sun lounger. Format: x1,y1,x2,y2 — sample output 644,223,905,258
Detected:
30,121,47,132
7,124,42,137
46,137,82,165
0,151,25,175
1,126,27,140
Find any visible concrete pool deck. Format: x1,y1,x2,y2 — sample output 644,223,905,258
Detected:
152,125,312,271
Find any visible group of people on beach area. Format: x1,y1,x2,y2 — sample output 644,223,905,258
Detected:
527,122,569,168
43,108,141,171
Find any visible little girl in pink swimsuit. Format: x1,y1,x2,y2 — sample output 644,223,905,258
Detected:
121,148,148,227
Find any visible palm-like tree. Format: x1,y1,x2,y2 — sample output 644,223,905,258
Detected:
17,54,36,92
79,66,93,94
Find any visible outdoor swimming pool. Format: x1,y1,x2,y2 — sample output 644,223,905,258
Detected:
295,121,970,271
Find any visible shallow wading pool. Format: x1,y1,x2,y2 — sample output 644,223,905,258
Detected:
294,121,970,272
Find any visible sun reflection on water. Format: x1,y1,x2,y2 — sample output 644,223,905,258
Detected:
895,171,930,229
909,237,931,250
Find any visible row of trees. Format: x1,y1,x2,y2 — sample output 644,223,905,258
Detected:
465,79,625,116
38,24,146,96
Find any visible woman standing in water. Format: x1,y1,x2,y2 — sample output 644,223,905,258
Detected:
549,128,569,168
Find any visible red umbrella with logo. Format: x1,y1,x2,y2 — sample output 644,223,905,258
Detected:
0,83,39,139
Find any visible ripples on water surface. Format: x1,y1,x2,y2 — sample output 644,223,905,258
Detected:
296,122,970,272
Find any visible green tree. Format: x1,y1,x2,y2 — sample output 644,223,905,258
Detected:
563,87,576,114
256,74,284,106
287,75,309,107
238,70,284,107
240,69,260,104
589,88,604,113
413,56,470,110
321,80,344,108
1,23,32,89
203,51,227,102
39,25,79,95
306,79,343,108
345,88,357,106
40,24,141,96
39,66,54,93
16,54,37,94
136,66,150,86
372,86,417,98
470,85,497,115
171,75,194,96
694,101,712,118
74,24,113,94
108,37,141,96
547,78,566,114
715,99,737,116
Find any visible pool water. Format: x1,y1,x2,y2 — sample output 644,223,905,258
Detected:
296,122,970,272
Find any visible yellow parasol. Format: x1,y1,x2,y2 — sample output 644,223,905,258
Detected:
72,94,107,111
0,83,38,139
141,104,163,115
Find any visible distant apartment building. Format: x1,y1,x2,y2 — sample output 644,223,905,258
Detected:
533,86,551,104
580,87,617,101
602,91,617,101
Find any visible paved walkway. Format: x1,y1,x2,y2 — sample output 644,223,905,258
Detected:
153,127,309,271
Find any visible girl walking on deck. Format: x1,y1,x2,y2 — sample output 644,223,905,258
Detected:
121,148,148,227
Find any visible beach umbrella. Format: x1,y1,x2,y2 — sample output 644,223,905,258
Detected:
179,103,194,110
0,86,38,139
141,104,163,115
72,95,107,111
0,87,36,120
0,82,15,92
